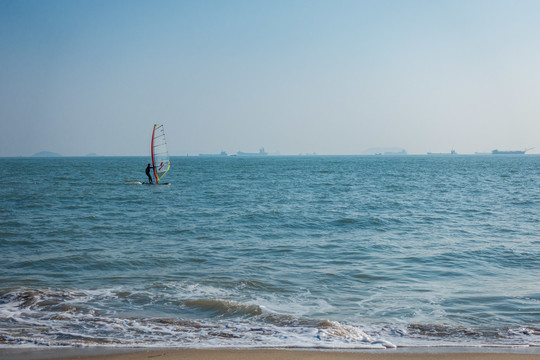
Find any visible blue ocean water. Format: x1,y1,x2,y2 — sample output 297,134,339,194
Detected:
0,155,539,349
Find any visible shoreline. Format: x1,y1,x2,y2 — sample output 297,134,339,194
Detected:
2,347,540,360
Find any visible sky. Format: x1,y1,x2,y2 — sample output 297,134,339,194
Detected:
1,0,539,156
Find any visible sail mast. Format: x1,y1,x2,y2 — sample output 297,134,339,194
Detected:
151,125,157,182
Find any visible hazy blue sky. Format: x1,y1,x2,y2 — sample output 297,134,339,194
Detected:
1,0,539,156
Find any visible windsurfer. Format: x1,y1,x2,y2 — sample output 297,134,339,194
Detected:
145,164,154,183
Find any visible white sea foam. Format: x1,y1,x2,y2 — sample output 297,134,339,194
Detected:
0,287,396,349
3,286,538,349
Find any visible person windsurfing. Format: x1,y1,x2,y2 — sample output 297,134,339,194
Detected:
145,163,154,184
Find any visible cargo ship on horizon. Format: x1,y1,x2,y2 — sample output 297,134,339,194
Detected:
492,148,533,155
236,148,268,156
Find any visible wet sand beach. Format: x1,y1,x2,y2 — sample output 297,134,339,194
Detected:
2,348,540,360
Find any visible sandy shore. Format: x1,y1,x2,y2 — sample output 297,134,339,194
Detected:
2,348,540,360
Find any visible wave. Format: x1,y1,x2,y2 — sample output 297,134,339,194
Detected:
0,287,397,349
2,286,540,349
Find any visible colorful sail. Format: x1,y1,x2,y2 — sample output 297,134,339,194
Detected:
151,124,170,183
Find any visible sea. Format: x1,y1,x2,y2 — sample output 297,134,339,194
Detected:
0,155,539,350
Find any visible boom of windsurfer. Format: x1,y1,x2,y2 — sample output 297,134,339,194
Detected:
145,164,154,183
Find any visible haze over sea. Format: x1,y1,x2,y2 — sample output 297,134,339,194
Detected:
0,155,539,349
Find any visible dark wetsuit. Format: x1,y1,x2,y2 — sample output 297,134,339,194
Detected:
145,165,154,183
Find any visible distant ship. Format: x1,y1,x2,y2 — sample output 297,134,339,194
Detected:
428,149,457,156
237,148,268,156
383,149,407,155
492,148,533,155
